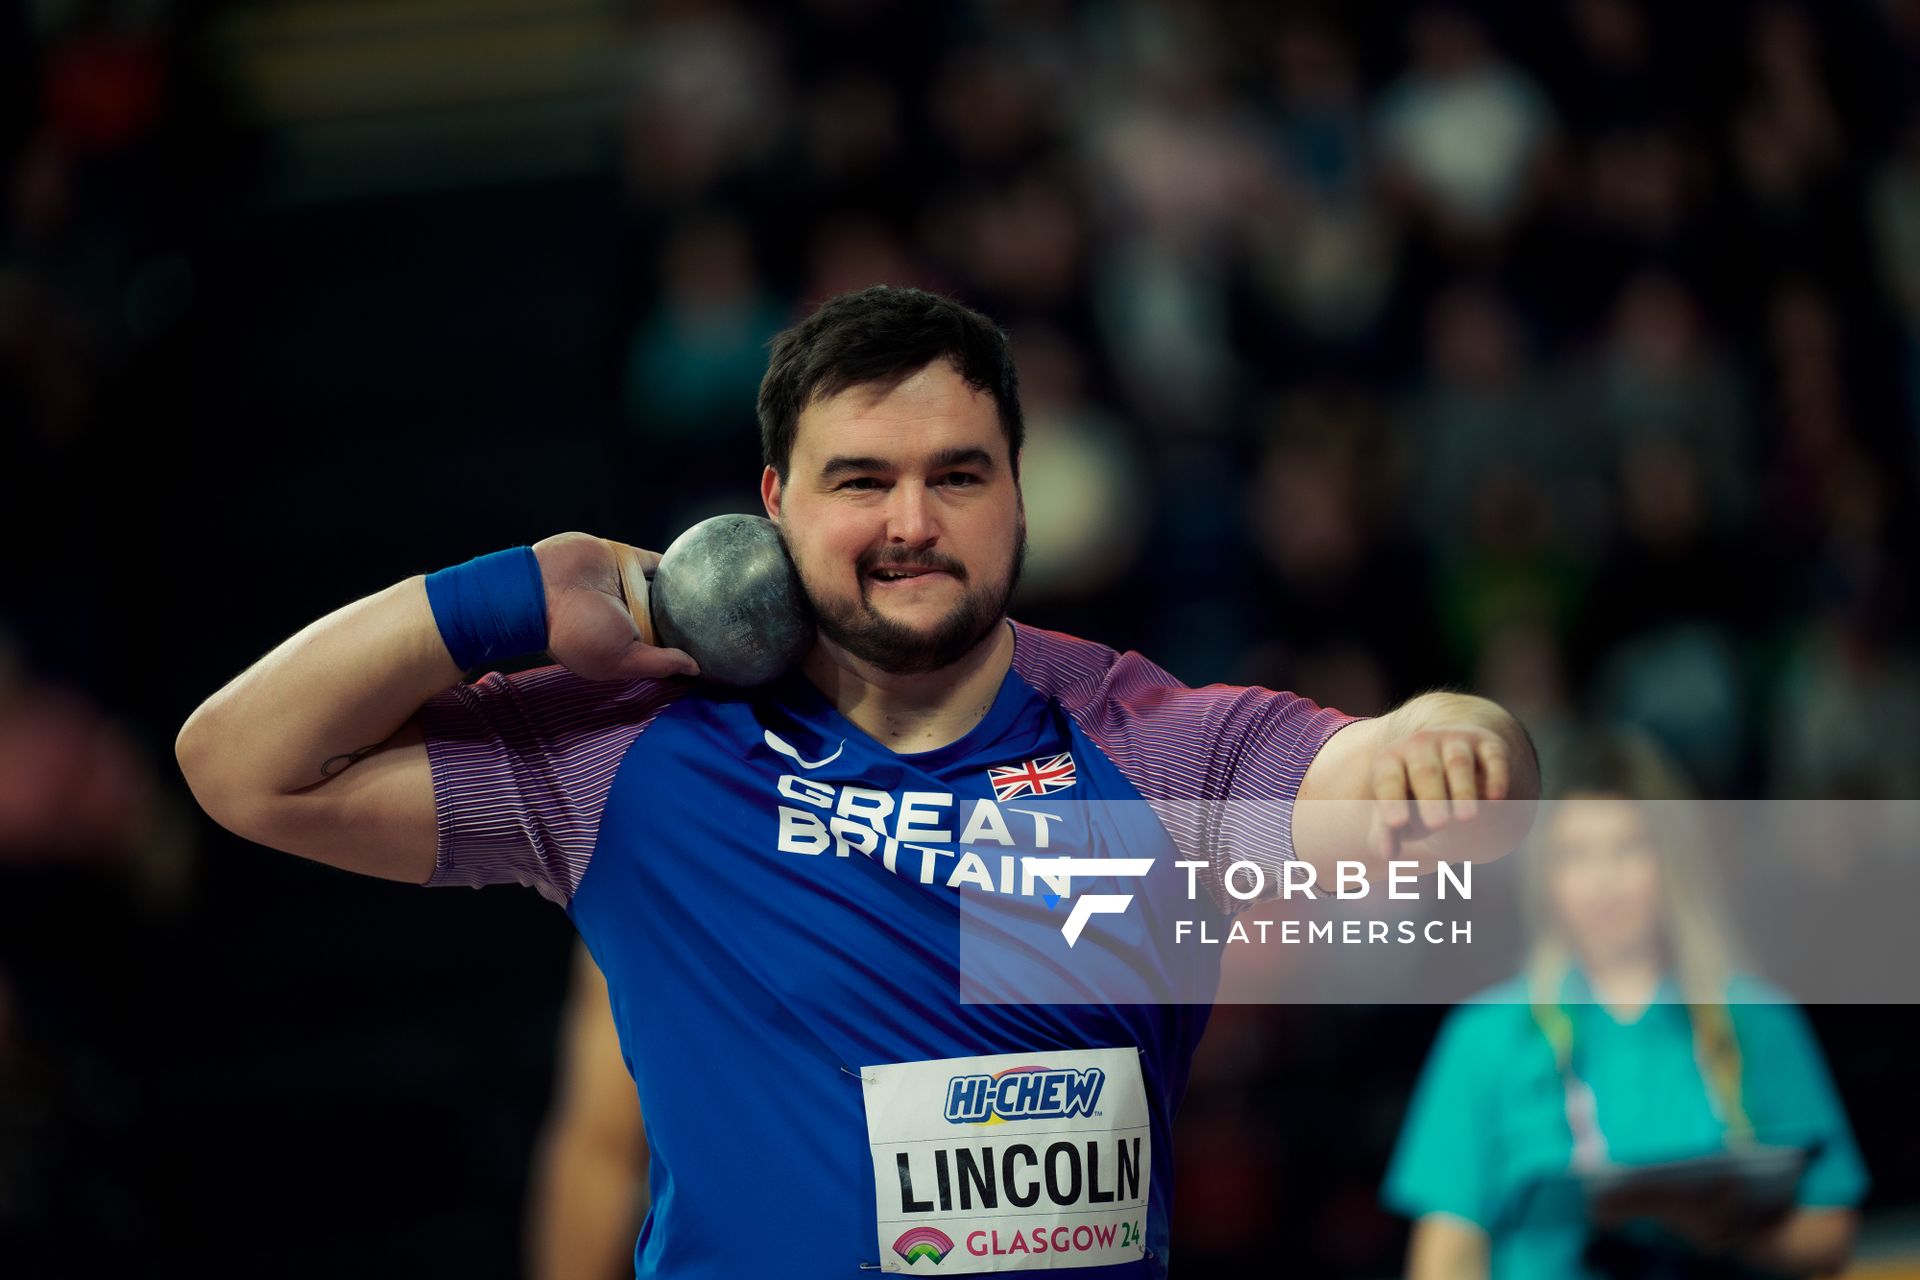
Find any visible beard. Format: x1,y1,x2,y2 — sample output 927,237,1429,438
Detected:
798,522,1027,676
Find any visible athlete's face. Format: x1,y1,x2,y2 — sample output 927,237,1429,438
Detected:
762,360,1026,676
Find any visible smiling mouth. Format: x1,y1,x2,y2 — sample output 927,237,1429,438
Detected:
869,568,953,583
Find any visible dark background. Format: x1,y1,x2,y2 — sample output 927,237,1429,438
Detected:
3,0,1918,1274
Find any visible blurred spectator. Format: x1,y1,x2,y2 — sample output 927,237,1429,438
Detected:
1244,18,1398,347
1594,624,1748,794
1725,2,1858,290
1375,6,1557,249
1770,606,1920,797
951,167,1091,330
1595,277,1743,472
1403,285,1555,550
0,625,190,1266
1761,282,1855,540
1007,325,1148,605
1475,618,1580,787
1867,112,1920,442
622,216,784,441
0,628,175,877
1244,390,1446,701
931,43,1059,181
1083,19,1266,426
802,212,937,305
1385,734,1867,1278
1555,0,1668,137
619,3,785,206
1576,273,1749,538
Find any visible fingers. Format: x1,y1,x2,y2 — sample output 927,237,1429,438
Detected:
1371,730,1511,858
616,641,700,681
1370,755,1410,861
545,542,699,681
1479,737,1511,801
1441,738,1478,821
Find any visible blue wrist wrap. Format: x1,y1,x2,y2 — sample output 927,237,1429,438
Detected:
424,546,549,671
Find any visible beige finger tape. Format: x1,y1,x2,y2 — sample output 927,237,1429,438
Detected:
616,550,657,648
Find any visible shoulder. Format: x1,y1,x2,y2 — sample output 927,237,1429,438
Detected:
1724,975,1819,1044
1008,621,1168,705
1009,620,1295,722
1725,972,1793,1006
1439,977,1548,1047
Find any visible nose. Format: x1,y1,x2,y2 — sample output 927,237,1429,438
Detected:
885,479,939,546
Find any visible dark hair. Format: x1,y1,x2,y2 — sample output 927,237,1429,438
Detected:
757,286,1024,481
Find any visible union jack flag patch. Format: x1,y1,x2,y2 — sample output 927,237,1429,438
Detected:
987,752,1077,800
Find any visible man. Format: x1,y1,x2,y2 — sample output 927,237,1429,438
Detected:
176,286,1536,1277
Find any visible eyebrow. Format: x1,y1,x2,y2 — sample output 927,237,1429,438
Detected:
817,446,997,480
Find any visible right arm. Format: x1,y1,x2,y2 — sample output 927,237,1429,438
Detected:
174,574,455,883
1408,1214,1490,1280
173,534,695,883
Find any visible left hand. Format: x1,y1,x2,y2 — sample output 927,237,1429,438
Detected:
1367,723,1516,862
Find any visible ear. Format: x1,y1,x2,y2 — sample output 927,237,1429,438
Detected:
761,465,783,520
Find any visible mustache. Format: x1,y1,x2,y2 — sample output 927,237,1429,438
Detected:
860,549,968,579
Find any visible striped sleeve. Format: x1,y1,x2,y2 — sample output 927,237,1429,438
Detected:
415,665,688,906
1011,622,1360,913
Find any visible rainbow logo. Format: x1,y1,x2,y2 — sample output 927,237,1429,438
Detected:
893,1227,954,1265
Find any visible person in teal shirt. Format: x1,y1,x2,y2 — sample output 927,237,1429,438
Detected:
1383,734,1867,1278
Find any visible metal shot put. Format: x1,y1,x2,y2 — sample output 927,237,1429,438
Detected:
642,514,813,688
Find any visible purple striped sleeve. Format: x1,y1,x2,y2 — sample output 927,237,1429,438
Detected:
1010,621,1362,913
415,665,688,906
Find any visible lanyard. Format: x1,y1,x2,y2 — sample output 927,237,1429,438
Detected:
1536,1001,1610,1167
1532,998,1755,1171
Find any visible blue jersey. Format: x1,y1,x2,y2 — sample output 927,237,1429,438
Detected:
420,620,1352,1277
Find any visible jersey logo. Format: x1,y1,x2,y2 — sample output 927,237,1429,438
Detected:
945,1065,1106,1124
763,728,845,771
986,752,1076,800
893,1226,954,1264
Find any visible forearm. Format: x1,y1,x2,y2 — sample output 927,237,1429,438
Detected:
1734,1208,1857,1277
175,576,463,824
528,1127,648,1280
1407,1215,1490,1280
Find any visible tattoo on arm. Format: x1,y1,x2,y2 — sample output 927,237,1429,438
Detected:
320,743,385,779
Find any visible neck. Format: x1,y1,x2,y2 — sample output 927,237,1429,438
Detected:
799,619,1016,754
1580,948,1663,1020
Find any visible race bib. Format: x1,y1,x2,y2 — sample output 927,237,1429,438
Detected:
861,1046,1152,1273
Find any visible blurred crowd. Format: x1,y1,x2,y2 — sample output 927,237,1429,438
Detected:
603,0,1920,801
4,0,1920,1275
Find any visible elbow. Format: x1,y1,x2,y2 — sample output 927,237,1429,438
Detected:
174,705,215,810
174,702,264,842
175,703,226,814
